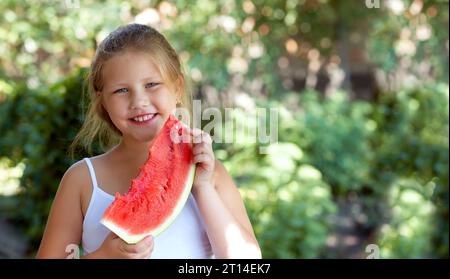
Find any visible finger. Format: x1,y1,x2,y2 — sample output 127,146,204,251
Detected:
200,132,212,144
122,242,147,254
193,154,213,164
193,143,211,155
192,134,202,144
130,238,154,259
121,243,138,254
108,232,119,240
189,127,202,136
191,130,212,144
142,242,155,258
192,136,212,147
135,235,153,252
131,236,154,254
195,133,212,145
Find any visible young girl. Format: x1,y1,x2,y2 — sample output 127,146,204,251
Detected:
36,24,261,259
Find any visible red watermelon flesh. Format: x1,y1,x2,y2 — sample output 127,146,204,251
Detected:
101,114,196,244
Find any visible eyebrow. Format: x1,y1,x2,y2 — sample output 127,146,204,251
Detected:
106,77,162,89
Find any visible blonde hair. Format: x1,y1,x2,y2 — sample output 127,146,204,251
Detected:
70,24,192,156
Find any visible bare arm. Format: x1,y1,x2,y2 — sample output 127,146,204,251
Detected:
36,162,86,258
192,160,262,259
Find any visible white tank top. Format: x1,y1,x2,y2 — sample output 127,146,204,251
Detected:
81,158,213,258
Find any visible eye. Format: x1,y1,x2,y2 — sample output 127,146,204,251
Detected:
145,82,160,89
114,88,128,94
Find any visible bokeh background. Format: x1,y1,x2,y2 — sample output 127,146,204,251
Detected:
0,0,448,259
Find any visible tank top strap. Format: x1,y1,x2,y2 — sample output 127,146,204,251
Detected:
84,158,99,190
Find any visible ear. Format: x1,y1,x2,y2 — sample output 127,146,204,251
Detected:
177,75,185,89
96,91,107,112
176,93,183,105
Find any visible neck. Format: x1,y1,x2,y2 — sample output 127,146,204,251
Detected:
114,137,154,166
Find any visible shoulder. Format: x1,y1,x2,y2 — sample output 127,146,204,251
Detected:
58,159,93,205
62,155,105,188
35,159,91,258
62,159,90,187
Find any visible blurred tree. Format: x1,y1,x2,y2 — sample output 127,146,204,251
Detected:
368,0,449,90
0,69,91,248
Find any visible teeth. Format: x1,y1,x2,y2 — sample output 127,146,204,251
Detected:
133,114,155,122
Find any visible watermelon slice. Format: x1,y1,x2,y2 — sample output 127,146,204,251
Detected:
101,114,196,244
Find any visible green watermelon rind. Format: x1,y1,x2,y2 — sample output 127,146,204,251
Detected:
100,164,197,244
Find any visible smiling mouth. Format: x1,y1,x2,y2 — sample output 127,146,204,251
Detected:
129,113,158,125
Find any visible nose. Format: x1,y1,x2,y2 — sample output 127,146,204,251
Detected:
129,87,150,110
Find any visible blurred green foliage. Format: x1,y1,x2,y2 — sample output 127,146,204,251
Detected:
216,112,338,258
296,91,374,196
368,0,449,86
0,69,89,242
370,84,449,258
378,178,436,258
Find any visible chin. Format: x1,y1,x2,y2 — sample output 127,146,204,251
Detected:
135,130,158,143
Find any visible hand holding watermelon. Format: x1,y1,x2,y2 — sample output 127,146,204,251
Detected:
96,232,154,259
190,128,216,192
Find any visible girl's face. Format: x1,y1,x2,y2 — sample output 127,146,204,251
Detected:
99,50,178,143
